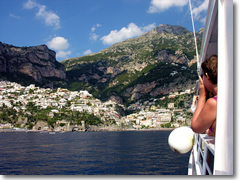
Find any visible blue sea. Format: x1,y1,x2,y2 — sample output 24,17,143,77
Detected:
0,130,190,175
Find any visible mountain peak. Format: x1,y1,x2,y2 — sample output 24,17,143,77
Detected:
142,24,190,36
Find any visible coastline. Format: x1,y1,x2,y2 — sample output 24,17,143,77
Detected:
0,127,176,133
0,128,175,133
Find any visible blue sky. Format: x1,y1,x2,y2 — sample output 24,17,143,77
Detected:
0,0,209,61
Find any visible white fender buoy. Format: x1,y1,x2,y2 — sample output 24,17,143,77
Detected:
168,127,195,154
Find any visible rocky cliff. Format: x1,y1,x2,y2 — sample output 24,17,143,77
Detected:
0,42,66,87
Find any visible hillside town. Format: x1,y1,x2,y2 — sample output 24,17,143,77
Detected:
0,80,194,132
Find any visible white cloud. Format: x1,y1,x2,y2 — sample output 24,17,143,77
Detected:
90,33,99,41
23,0,60,29
96,24,102,28
91,24,101,32
56,51,71,59
192,0,208,22
47,36,69,51
147,0,188,13
90,24,102,40
101,23,156,45
47,36,71,59
83,49,92,55
23,0,37,9
200,17,206,24
142,23,156,32
10,14,20,19
91,27,96,32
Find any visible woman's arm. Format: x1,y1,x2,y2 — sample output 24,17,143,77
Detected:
191,98,217,133
191,76,217,133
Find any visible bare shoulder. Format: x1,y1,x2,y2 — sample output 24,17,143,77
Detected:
205,97,217,110
206,97,217,105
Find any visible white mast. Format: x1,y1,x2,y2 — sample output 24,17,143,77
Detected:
214,0,233,175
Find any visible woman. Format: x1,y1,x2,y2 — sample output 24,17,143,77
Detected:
191,55,217,136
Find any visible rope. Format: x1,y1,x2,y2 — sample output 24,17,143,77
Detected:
188,0,200,74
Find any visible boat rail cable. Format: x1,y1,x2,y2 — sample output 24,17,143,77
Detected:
189,0,200,112
188,0,200,75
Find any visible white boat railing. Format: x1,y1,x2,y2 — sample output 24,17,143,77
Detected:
188,134,215,175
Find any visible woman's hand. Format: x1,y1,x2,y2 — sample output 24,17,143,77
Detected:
198,75,208,99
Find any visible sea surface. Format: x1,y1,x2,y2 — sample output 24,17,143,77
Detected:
0,130,190,175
